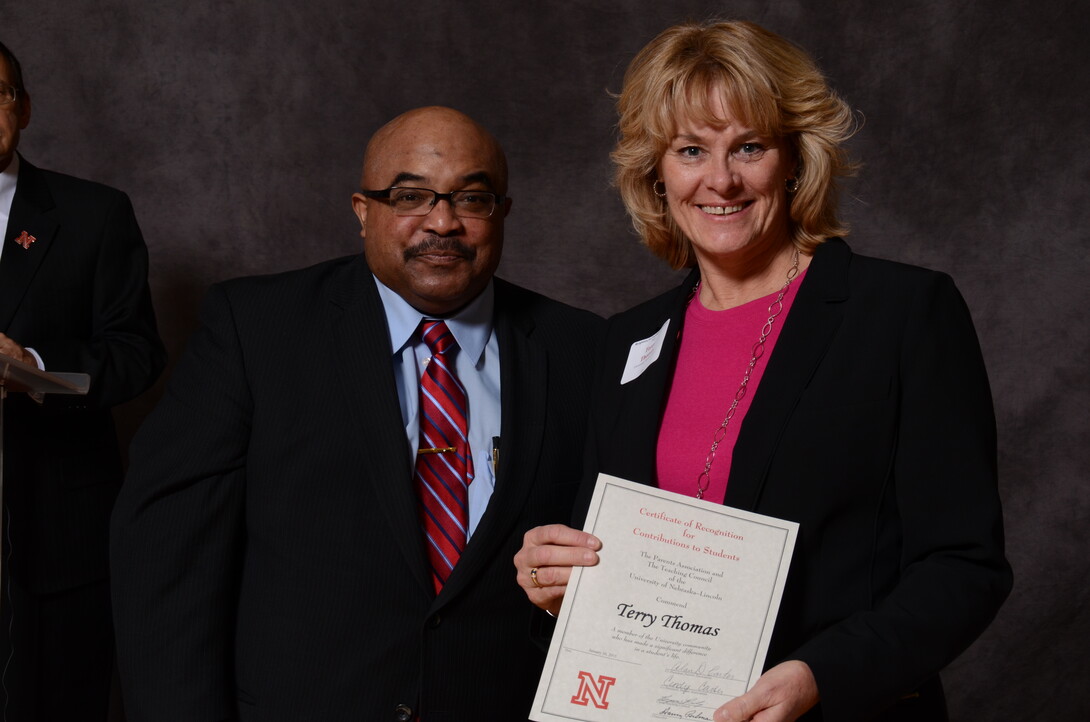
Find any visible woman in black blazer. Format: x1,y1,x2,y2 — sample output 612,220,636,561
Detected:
515,20,1011,722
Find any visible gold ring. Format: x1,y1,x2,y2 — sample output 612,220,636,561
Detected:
530,567,543,588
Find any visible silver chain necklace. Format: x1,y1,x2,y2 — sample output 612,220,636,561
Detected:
694,248,800,500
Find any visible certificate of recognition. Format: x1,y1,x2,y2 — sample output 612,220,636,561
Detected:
530,474,798,722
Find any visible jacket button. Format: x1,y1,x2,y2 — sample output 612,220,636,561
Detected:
427,613,442,629
394,704,413,721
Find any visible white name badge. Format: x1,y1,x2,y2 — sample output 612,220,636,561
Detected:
620,320,670,385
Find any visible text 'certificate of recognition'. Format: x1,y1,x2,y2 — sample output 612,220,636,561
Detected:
530,474,798,722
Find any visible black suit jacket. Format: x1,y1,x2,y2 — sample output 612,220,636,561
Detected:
579,239,1012,721
1,157,164,594
111,255,602,722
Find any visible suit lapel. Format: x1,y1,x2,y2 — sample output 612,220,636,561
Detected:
328,259,433,594
603,271,697,488
725,239,851,510
0,159,59,331
439,281,546,601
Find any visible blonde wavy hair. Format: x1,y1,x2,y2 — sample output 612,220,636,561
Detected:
612,20,858,268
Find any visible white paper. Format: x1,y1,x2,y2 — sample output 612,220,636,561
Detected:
531,474,798,722
620,320,670,385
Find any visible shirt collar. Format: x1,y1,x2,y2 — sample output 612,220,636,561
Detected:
374,275,495,366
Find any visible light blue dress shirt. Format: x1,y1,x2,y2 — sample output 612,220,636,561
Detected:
374,276,502,538
0,153,19,260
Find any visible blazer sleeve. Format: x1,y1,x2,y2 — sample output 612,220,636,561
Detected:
35,188,165,407
110,283,250,722
791,272,1012,719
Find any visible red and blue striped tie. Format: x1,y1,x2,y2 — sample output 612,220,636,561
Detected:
414,320,474,593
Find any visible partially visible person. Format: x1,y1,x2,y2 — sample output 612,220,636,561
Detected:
0,39,165,721
111,106,601,721
515,20,1011,722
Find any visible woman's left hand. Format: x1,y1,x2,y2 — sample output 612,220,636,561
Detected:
713,660,819,722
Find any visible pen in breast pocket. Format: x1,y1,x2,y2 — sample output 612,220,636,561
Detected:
492,436,500,476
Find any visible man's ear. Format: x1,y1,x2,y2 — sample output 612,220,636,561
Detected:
351,193,368,239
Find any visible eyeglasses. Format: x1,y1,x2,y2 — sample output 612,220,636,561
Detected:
359,186,505,219
0,84,20,106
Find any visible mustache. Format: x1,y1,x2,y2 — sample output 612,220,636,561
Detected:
403,236,477,262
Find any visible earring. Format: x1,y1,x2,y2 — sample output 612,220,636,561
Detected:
653,180,667,198
785,177,800,193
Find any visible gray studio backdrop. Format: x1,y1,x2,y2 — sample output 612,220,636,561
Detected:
5,0,1089,719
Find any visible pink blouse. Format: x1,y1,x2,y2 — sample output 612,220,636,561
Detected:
656,270,806,503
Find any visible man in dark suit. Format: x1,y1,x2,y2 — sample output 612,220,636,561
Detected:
0,40,165,721
111,106,601,721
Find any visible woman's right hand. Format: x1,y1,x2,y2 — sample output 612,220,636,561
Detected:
514,524,602,616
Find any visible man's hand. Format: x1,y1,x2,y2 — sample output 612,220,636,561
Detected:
714,660,819,722
514,524,601,616
0,333,36,367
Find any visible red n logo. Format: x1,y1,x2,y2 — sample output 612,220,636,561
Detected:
570,671,617,709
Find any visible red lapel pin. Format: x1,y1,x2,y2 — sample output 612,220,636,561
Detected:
13,231,35,250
